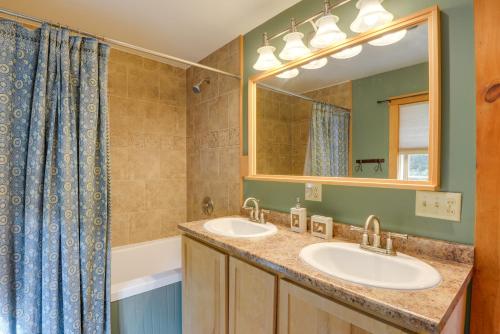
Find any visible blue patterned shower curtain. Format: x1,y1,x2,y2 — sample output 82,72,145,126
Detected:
304,102,350,177
0,21,111,334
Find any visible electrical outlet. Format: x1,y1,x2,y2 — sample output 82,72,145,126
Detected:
305,183,322,202
415,191,462,222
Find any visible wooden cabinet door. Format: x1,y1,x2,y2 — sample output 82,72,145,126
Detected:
182,236,228,334
278,280,407,334
228,257,276,334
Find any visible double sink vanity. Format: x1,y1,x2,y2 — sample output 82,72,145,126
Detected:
202,215,442,291
179,5,473,334
179,208,473,334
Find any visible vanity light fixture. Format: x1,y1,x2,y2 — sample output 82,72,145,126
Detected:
350,0,407,46
253,33,282,71
331,45,363,59
253,0,404,75
350,0,393,33
368,29,407,46
279,18,311,61
276,68,300,79
302,45,328,69
301,57,328,70
310,1,347,49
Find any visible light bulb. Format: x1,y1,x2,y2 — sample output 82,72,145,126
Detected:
331,45,363,59
350,0,394,33
276,68,299,79
253,45,282,71
279,31,310,60
368,29,407,46
310,14,347,49
253,33,282,71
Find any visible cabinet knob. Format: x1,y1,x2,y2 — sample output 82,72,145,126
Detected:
485,83,500,103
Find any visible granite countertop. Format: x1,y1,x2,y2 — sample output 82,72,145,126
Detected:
178,217,473,334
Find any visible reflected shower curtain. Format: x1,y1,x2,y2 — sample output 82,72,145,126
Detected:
0,21,111,333
304,102,350,177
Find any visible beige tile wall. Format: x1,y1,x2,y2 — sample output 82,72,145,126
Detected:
109,49,187,246
186,38,241,221
256,81,352,176
305,81,352,109
290,97,313,175
256,87,308,175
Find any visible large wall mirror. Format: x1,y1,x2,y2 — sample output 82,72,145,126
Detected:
247,6,440,190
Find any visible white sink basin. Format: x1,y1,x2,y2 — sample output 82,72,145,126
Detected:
299,242,441,290
203,217,277,239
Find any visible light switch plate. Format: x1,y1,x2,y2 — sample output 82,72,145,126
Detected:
415,191,462,222
305,183,322,202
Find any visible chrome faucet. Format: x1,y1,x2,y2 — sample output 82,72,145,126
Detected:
242,197,269,224
350,215,408,256
242,197,261,223
363,215,381,248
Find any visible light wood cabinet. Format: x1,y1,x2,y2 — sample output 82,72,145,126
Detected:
182,236,228,334
229,257,276,334
278,280,408,334
182,236,462,334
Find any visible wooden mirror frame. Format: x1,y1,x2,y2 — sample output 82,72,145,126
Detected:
246,6,441,191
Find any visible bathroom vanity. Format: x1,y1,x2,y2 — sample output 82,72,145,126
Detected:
179,215,472,334
178,7,473,333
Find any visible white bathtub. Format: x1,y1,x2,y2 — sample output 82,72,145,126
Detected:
111,236,182,302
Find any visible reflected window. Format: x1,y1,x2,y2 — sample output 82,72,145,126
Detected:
388,93,429,181
398,151,429,181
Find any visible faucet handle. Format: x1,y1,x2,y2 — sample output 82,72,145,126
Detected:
350,226,369,245
259,209,270,224
387,232,408,239
387,232,408,240
243,206,255,219
385,232,408,253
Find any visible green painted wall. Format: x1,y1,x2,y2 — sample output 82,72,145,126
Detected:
243,0,475,245
352,62,429,178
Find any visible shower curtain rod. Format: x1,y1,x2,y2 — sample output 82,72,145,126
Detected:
0,7,241,79
257,83,314,102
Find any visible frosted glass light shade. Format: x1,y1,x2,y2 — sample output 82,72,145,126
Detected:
310,15,347,49
276,68,299,79
301,57,328,70
331,45,363,59
279,31,310,60
350,0,393,33
253,45,282,71
368,29,407,46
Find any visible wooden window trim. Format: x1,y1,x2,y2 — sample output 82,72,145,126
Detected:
388,92,429,179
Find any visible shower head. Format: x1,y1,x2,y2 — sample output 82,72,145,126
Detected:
192,78,210,94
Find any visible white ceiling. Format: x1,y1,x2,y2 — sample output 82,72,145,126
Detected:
1,0,301,63
262,23,429,93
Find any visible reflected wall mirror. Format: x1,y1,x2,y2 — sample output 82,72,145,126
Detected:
247,6,440,190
